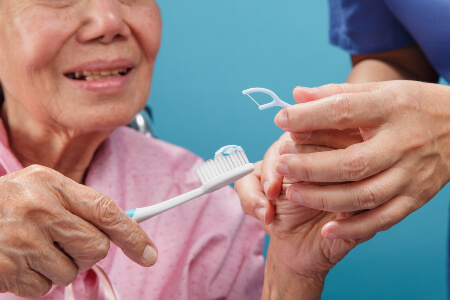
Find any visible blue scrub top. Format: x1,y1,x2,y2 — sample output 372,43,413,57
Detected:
329,0,450,295
328,0,450,82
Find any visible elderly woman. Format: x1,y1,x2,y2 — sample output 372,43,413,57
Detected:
0,1,268,299
0,1,369,299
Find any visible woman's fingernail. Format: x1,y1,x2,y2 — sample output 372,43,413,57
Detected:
322,222,338,239
289,190,303,204
143,245,158,266
276,162,289,176
255,207,266,224
275,109,288,128
264,181,269,195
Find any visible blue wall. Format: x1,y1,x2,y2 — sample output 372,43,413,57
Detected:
150,1,449,299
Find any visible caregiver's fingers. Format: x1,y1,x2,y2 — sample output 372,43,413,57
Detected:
334,210,377,244
261,133,290,200
321,195,415,239
280,141,332,155
290,129,363,149
292,82,381,104
356,234,376,246
276,135,400,183
54,170,158,267
275,90,388,132
286,167,407,212
235,162,275,225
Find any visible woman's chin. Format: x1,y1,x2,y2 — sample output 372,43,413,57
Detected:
57,109,141,134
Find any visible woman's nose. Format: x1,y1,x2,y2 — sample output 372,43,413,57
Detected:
76,0,131,44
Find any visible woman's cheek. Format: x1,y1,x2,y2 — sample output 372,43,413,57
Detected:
127,5,162,60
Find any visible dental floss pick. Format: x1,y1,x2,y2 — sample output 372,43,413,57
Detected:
242,88,292,110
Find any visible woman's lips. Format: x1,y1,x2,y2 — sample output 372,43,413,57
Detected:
63,60,135,94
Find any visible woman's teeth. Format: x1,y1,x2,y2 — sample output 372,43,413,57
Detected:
66,68,129,81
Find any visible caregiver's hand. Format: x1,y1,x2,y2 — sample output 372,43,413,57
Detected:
275,80,450,240
0,165,158,298
236,141,339,226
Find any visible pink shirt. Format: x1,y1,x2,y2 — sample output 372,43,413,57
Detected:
0,126,265,300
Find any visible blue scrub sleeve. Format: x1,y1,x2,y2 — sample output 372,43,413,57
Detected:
328,0,415,55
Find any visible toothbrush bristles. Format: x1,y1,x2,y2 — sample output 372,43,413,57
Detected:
195,148,251,184
247,94,261,107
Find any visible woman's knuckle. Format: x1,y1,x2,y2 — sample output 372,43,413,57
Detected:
90,235,110,261
126,227,145,250
21,165,66,196
0,256,16,274
60,266,78,287
0,280,7,293
29,278,52,298
92,194,120,225
97,236,111,257
24,164,55,181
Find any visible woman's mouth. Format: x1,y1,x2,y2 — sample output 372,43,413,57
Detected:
63,60,135,94
65,68,132,81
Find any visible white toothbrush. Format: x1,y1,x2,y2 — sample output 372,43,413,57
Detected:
126,145,255,223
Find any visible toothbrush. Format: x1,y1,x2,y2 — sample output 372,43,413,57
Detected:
126,145,254,223
242,87,292,110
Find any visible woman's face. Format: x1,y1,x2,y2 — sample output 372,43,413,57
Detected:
0,0,161,132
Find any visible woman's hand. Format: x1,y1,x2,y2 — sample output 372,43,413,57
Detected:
274,80,450,240
0,165,158,298
236,160,372,299
235,133,293,226
237,126,362,227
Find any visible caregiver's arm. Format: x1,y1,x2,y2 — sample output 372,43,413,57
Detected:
348,44,439,83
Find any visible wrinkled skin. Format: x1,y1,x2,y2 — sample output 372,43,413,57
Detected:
0,165,157,297
236,154,372,293
0,0,162,297
241,81,450,241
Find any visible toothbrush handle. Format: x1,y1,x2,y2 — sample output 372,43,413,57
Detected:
127,187,205,223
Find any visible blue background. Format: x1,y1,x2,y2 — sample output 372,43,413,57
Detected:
150,1,449,299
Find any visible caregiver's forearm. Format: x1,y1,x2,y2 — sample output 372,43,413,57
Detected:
347,58,415,83
347,45,439,84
